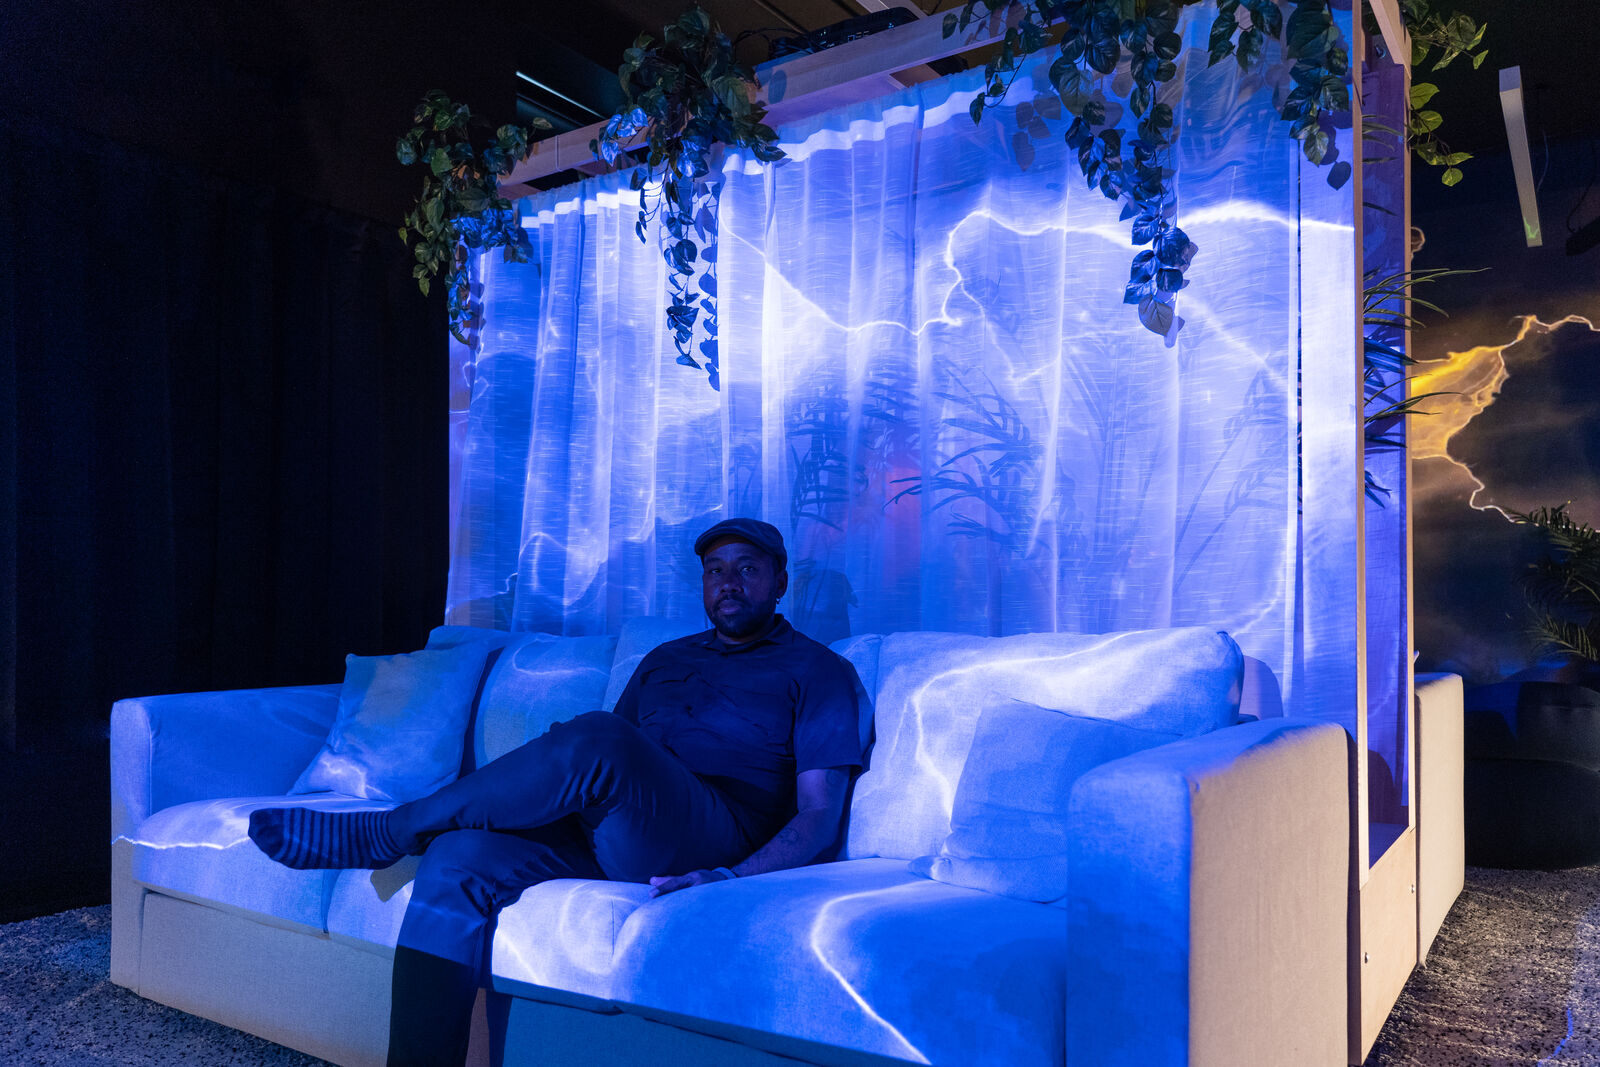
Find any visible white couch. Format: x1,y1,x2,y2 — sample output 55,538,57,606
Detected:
110,619,1350,1066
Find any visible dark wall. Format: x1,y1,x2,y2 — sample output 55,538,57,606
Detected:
1412,133,1600,683
0,0,520,918
0,0,535,225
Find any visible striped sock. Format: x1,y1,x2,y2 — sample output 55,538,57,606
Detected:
247,807,405,870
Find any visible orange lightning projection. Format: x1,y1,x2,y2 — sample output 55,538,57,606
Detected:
1410,314,1600,516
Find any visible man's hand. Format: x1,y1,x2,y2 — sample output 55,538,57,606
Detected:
648,868,734,898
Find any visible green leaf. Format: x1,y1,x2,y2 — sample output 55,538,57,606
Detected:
1444,151,1472,165
456,185,492,214
1414,109,1443,133
943,11,959,37
1301,127,1330,164
1441,167,1463,186
1409,82,1439,109
969,95,986,125
1138,294,1175,335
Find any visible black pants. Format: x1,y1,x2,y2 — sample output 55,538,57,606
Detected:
385,711,752,1067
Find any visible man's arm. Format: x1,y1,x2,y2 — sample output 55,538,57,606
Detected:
648,767,852,897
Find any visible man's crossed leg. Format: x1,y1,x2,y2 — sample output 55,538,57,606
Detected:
248,710,752,1066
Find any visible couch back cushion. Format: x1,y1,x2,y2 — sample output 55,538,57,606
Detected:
843,627,1244,861
601,617,706,711
827,633,881,755
427,626,617,766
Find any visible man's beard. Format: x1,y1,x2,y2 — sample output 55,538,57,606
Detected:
710,595,777,640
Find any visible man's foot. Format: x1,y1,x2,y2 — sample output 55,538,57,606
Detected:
247,807,407,870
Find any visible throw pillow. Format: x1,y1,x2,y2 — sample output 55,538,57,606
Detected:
907,699,1177,903
291,643,492,803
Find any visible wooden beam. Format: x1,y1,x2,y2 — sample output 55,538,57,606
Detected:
1367,0,1410,71
845,0,945,88
503,8,1019,189
851,0,927,15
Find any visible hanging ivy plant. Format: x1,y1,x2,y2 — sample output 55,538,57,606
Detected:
944,1,1481,338
946,1,1203,338
593,6,785,390
1385,0,1488,186
397,91,548,343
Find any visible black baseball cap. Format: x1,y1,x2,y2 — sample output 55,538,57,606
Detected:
694,518,788,571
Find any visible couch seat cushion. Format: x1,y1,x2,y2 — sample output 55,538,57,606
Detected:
326,865,652,1004
124,795,392,933
490,878,656,1002
324,856,422,956
609,858,1066,1067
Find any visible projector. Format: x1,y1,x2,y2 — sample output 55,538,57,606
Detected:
769,8,924,59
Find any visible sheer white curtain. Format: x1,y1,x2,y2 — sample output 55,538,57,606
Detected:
446,35,1311,698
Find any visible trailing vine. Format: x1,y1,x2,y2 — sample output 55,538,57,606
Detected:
945,1,1203,337
397,92,547,343
593,7,785,390
1383,0,1487,186
400,3,1485,368
943,1,1480,337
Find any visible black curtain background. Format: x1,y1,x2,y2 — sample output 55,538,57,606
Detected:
0,119,450,919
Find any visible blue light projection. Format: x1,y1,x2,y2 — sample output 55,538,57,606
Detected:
445,17,1358,716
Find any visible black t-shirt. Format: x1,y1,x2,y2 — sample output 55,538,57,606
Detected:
611,616,864,843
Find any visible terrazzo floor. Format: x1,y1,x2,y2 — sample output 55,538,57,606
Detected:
1367,865,1600,1065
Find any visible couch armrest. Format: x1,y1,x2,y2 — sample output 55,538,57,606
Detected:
1066,719,1350,1067
111,684,341,838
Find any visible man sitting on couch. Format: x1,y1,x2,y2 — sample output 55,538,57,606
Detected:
246,518,866,1067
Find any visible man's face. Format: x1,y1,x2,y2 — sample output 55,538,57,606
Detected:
701,537,787,644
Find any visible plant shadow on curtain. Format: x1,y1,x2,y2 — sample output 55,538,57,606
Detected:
448,24,1303,697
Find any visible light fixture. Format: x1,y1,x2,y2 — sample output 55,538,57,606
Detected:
1498,66,1542,247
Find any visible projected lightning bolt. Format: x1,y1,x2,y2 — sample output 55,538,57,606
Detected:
1411,314,1600,516
723,197,1304,383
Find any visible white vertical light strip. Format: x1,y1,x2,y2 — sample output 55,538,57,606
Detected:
514,71,605,119
1499,66,1543,248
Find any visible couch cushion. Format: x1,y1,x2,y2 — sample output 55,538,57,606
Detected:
327,865,653,1004
491,878,656,1002
828,633,881,756
609,858,1066,1067
909,700,1178,903
324,856,423,956
292,644,492,802
845,627,1243,860
472,634,618,764
601,618,704,711
123,795,393,933
426,627,620,767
